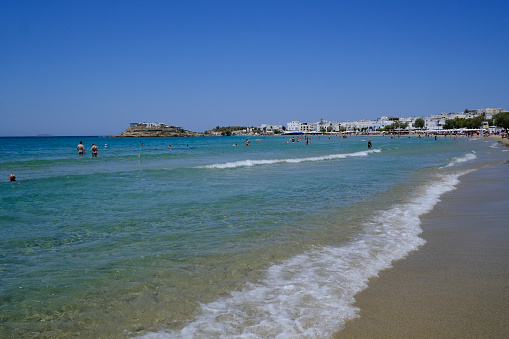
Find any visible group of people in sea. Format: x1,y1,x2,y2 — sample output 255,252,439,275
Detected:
282,135,371,148
77,141,100,157
6,141,101,182
285,136,309,144
232,139,250,146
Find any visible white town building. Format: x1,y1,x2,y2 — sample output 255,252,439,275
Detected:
286,121,302,132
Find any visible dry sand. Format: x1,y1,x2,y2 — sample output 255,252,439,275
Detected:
333,153,509,338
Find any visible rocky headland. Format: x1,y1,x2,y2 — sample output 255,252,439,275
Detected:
114,123,204,137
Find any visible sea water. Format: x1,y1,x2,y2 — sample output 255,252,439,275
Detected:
0,135,506,338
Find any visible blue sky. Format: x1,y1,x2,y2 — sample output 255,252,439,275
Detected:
1,0,508,136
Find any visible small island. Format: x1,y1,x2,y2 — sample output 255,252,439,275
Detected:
114,123,204,137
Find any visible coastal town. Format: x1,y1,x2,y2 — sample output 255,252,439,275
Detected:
117,107,507,137
218,107,506,136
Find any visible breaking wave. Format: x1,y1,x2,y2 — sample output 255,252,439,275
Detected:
200,149,381,169
444,152,477,167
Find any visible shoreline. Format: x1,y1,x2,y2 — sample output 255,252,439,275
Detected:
333,159,509,338
488,134,509,145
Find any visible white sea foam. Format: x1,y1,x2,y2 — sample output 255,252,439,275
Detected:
138,170,472,339
444,152,477,167
200,149,381,169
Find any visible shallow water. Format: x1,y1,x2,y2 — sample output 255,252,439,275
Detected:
0,135,505,338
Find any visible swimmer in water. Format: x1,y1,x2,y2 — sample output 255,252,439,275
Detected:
77,141,85,155
368,140,372,149
6,174,16,182
91,143,98,157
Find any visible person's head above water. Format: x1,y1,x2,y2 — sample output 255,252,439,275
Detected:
8,174,16,181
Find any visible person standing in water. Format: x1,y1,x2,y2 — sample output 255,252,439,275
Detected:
91,143,98,157
77,141,85,155
368,140,372,149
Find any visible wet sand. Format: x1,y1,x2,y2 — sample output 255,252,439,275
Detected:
334,160,509,338
489,134,509,145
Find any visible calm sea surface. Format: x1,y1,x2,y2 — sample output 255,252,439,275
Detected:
0,135,506,338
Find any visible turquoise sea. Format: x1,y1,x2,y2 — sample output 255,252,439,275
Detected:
1,135,507,338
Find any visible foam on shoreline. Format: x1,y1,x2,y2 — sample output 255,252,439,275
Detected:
334,161,509,338
138,168,471,339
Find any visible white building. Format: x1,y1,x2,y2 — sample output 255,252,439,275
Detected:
129,122,181,130
465,108,504,116
341,119,379,131
300,123,312,132
258,124,283,134
317,119,341,132
286,121,302,132
285,119,344,133
424,115,447,130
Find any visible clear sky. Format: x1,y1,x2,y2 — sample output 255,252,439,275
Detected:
1,0,508,136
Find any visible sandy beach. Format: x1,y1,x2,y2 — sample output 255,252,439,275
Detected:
334,145,509,338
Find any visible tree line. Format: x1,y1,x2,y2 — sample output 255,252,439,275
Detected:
409,113,509,131
442,112,509,130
